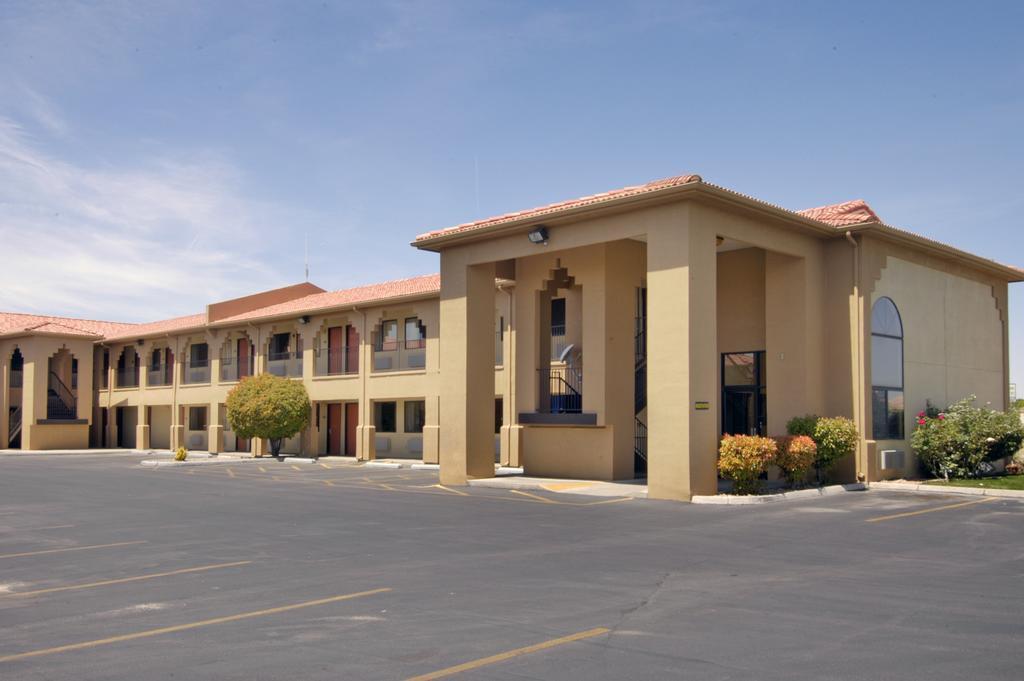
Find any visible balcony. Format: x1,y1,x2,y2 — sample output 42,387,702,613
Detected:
314,348,358,377
267,351,303,378
372,343,425,372
220,356,253,382
116,368,139,388
183,359,210,385
147,364,172,387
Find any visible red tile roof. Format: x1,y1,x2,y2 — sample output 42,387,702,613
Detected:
214,274,441,324
796,199,881,227
102,313,208,342
0,311,136,339
415,174,704,242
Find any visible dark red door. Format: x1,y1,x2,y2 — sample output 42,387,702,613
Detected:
344,403,358,456
327,403,342,456
237,338,250,379
236,435,250,453
328,327,343,374
345,325,359,373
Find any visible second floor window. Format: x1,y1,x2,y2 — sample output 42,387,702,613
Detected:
405,317,426,349
189,343,208,367
378,320,398,351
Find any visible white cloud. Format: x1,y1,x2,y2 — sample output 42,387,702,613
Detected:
0,116,294,322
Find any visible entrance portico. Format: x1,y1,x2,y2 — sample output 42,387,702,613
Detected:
416,175,838,501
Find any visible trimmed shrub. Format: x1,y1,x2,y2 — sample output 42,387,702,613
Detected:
174,446,188,462
813,416,859,480
226,374,311,457
774,435,817,486
912,396,1024,479
718,435,777,495
786,414,819,438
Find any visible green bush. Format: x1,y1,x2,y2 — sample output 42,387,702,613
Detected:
174,446,188,462
718,435,777,495
226,374,311,457
912,396,1024,479
786,414,819,438
813,416,859,480
774,435,817,487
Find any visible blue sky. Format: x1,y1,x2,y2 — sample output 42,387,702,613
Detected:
1,1,1022,394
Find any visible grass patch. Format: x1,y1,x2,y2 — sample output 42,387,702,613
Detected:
925,476,1024,491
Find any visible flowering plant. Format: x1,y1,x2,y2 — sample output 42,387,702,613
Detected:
911,396,1024,479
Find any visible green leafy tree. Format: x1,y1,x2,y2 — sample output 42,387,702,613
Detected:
226,374,311,457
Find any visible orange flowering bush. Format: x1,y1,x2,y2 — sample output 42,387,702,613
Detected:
774,435,817,486
718,435,777,494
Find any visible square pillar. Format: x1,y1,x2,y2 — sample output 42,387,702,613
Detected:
646,214,719,500
135,405,150,451
439,258,497,484
207,402,222,454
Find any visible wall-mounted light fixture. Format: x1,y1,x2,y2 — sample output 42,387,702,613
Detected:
136,339,144,347
527,226,549,245
298,315,310,325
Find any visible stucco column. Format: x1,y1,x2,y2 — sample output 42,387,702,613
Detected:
207,402,222,454
646,214,719,500
439,258,497,484
136,405,150,451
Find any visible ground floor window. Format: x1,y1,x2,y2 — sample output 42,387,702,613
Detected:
374,401,396,433
872,388,905,440
495,397,503,434
721,351,767,436
188,406,207,431
404,400,425,433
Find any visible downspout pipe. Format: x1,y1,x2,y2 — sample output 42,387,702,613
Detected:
846,231,866,482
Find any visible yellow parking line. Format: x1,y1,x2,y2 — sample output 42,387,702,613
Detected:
582,497,633,506
258,466,268,473
866,496,995,523
291,465,301,471
6,561,251,598
0,587,391,664
433,484,470,497
510,489,561,504
0,540,147,560
226,468,236,478
405,627,610,680
323,480,335,487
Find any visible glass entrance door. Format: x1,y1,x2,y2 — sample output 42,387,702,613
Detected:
722,352,766,436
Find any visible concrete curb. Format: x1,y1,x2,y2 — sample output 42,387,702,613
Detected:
692,482,868,505
141,457,265,468
364,461,403,469
411,463,440,471
870,480,1024,500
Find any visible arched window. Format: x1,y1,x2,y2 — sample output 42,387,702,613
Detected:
871,297,904,439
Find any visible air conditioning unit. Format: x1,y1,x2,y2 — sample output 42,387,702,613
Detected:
880,449,905,470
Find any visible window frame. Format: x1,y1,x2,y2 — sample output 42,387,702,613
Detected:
870,297,905,440
404,400,426,433
188,406,208,431
374,401,397,433
404,317,426,350
378,320,399,352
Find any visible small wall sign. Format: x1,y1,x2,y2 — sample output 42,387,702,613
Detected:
694,401,710,411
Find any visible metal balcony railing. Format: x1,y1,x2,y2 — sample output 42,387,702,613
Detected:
372,346,425,372
220,356,253,382
116,367,139,388
267,351,303,378
183,359,210,384
314,348,359,376
147,364,171,387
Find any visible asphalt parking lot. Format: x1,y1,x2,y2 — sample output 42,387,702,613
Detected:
1,455,1022,680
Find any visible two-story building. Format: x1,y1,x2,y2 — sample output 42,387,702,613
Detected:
3,173,1022,501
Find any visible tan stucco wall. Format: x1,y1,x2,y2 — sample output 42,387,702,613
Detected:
866,251,1007,478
